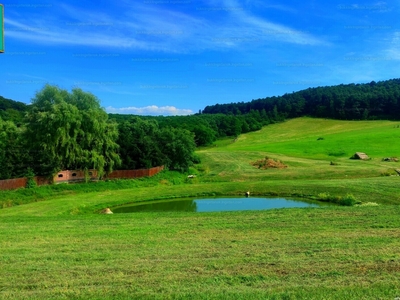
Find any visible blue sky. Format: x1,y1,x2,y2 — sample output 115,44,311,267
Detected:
1,0,399,115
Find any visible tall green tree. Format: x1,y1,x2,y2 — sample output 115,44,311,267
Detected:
117,117,164,169
24,84,121,178
158,127,196,172
117,118,196,172
192,125,216,146
0,118,27,179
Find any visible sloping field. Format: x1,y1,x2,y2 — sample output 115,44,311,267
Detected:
197,117,400,183
210,117,400,158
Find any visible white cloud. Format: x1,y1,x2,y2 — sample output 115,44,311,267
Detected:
4,1,327,51
385,32,400,60
219,0,327,46
106,105,193,116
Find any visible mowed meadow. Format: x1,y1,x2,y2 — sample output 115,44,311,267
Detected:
1,117,400,299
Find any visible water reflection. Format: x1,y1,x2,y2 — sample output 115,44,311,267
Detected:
112,197,321,213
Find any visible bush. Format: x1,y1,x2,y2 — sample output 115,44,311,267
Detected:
191,153,202,164
317,192,330,201
339,194,357,206
25,168,37,189
317,192,356,206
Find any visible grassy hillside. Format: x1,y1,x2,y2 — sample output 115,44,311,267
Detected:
1,118,400,299
229,117,400,158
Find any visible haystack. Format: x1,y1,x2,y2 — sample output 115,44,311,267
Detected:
351,152,369,160
251,157,287,169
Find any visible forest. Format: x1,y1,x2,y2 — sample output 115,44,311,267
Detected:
2,78,400,180
202,78,400,120
0,85,196,180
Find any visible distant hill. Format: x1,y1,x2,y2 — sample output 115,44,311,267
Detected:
202,78,400,120
0,96,29,125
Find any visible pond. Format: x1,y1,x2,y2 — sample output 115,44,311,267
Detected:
112,197,324,213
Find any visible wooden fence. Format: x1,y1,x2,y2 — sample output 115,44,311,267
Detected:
0,177,28,191
0,166,164,191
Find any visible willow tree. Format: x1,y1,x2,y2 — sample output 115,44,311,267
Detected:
0,118,27,179
24,84,121,178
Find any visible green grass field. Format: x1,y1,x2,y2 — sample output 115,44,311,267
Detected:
1,117,400,299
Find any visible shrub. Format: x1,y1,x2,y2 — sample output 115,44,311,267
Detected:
191,153,202,164
339,194,357,206
317,192,329,201
25,168,37,189
317,192,356,206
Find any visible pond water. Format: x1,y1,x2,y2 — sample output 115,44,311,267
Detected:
112,197,323,213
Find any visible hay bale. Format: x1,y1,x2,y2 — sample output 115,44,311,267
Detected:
351,152,369,160
251,157,287,169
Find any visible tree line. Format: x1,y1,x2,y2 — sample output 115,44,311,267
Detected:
0,85,196,180
109,112,276,147
202,78,400,120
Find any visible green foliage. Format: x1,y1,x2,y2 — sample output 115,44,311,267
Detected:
191,153,202,164
339,194,357,206
193,124,216,146
110,112,271,147
117,117,196,171
25,168,37,189
202,78,400,121
117,117,164,169
24,84,121,177
0,96,28,126
158,127,196,172
317,192,357,206
317,192,332,201
0,118,27,179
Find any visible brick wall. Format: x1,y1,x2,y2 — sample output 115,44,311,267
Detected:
54,170,99,183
